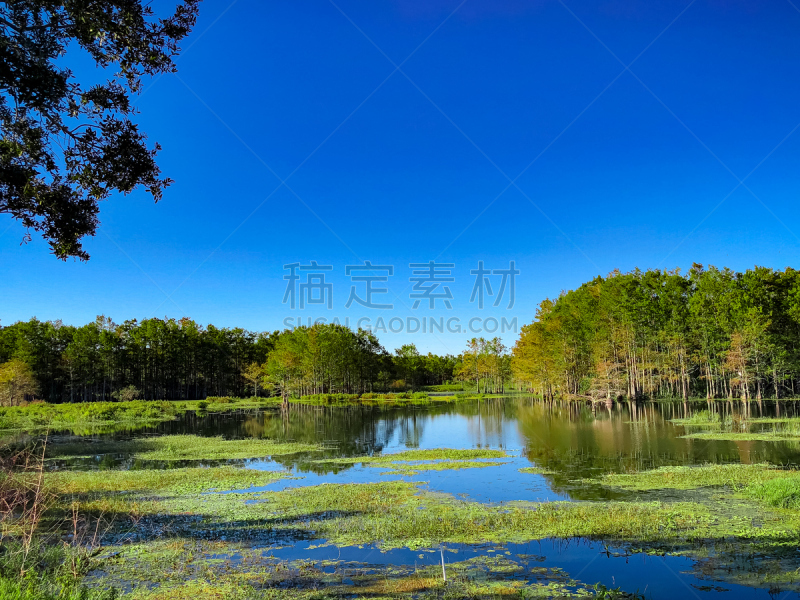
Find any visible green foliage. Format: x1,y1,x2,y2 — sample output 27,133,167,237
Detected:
110,385,139,403
45,434,319,463
0,574,119,600
747,477,800,509
593,463,798,491
0,400,180,432
671,410,720,425
0,318,462,404
0,541,118,600
0,359,38,406
512,265,800,401
0,1,200,259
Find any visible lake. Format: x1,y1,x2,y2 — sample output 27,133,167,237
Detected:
50,396,800,599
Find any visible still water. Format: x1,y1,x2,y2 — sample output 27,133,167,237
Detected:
65,397,800,598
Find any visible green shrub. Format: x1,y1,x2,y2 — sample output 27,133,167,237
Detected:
205,396,234,404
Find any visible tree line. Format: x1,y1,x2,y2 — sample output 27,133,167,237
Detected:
0,317,512,405
511,264,800,401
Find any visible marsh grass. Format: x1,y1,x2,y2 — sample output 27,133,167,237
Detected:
682,431,800,442
47,465,291,497
0,442,121,600
0,543,120,600
42,466,800,598
378,460,509,476
0,402,184,434
669,410,721,428
746,478,800,509
312,448,509,466
46,435,320,462
518,467,556,475
312,448,511,477
673,412,800,441
593,464,798,491
91,538,638,600
255,481,719,550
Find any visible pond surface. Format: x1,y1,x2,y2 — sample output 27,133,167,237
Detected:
58,396,800,598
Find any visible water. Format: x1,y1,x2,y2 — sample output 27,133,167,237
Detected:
56,396,800,598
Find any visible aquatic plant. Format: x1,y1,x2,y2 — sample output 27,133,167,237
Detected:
46,435,320,462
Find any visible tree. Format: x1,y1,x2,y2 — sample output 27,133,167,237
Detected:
242,362,265,397
0,0,200,259
0,358,38,405
111,384,140,402
394,344,421,391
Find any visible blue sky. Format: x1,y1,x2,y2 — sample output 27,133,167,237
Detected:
2,0,800,354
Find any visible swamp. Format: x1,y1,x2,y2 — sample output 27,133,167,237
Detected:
3,395,800,599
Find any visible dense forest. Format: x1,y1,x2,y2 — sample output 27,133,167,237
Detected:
9,262,793,406
0,316,510,404
512,264,800,401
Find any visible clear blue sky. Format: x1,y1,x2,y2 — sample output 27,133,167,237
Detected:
2,0,800,354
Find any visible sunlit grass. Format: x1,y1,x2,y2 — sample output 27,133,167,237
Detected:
593,463,798,491
312,448,509,466
46,434,320,461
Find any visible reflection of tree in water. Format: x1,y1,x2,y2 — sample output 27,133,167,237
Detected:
516,399,800,500
243,400,523,473
463,398,516,449
57,396,800,479
242,405,440,473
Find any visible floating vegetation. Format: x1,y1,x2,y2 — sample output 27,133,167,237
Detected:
670,410,722,427
312,448,510,465
378,460,509,476
682,430,800,442
9,397,800,599
309,448,512,476
519,467,557,475
592,463,799,492
91,539,641,599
